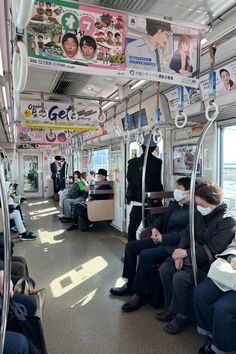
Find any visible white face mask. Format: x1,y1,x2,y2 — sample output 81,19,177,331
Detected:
197,205,212,216
173,188,186,202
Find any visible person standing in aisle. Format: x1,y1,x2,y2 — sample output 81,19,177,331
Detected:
126,136,163,242
50,156,62,200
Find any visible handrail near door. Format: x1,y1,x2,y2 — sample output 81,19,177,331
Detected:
0,158,12,354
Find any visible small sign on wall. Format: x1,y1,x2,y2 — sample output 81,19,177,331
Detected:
173,143,203,176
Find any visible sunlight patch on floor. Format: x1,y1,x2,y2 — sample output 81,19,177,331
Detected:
29,207,58,215
50,257,108,297
31,210,59,220
28,200,49,206
38,228,65,244
70,289,97,308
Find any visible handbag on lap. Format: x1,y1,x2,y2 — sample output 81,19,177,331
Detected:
208,257,236,291
8,299,48,354
14,277,46,320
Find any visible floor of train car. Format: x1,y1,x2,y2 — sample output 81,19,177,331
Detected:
13,199,204,354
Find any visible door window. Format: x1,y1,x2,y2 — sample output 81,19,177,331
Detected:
23,156,39,193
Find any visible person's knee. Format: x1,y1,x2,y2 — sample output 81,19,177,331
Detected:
4,332,29,354
159,262,171,280
172,271,191,290
139,250,153,266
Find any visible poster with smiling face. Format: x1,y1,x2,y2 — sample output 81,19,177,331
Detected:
28,1,127,69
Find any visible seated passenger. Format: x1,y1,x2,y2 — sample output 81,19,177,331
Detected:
60,171,87,221
194,235,236,354
4,182,36,241
58,175,74,217
0,262,36,354
67,169,112,231
80,171,89,190
156,182,236,334
110,177,192,312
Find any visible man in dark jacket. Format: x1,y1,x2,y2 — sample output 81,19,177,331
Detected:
50,156,62,194
126,136,163,242
157,182,236,335
110,177,191,312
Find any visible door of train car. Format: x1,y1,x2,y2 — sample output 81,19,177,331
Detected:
19,152,43,198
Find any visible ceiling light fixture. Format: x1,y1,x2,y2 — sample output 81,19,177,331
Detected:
201,37,208,45
0,47,3,77
130,80,146,90
2,86,8,109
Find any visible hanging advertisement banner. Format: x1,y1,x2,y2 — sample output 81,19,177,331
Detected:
20,100,99,130
165,61,236,112
200,61,236,100
82,122,108,142
27,1,201,87
17,127,74,144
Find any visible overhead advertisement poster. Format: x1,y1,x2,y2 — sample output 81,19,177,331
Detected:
17,127,73,144
165,61,236,112
27,1,201,87
20,100,99,130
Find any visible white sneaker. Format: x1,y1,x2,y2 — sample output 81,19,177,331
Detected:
57,213,64,218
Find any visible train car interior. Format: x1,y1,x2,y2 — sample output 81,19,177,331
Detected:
0,0,236,353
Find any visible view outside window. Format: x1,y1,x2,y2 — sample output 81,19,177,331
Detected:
222,125,236,217
92,149,109,174
23,156,39,192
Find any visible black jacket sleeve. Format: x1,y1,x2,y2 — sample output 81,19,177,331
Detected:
186,215,236,264
162,228,187,246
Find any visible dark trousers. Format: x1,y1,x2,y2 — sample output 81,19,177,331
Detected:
73,203,90,227
128,206,142,242
194,278,236,352
52,177,60,193
4,331,29,354
122,239,170,296
159,257,206,316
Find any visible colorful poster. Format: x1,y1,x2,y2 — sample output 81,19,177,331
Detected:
28,1,127,70
20,100,99,130
200,61,236,100
173,144,203,176
124,17,200,87
82,122,108,142
17,127,74,144
27,1,201,87
165,61,236,112
165,86,202,112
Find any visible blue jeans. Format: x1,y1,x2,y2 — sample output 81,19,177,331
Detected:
194,277,236,352
4,331,29,354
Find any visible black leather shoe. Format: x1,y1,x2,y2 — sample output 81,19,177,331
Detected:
155,311,175,322
122,294,142,312
164,316,189,334
110,284,133,296
67,224,78,231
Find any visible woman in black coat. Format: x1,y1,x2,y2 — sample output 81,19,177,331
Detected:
156,182,236,334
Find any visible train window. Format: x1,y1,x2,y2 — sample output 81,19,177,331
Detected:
220,125,236,217
91,148,109,174
23,156,39,193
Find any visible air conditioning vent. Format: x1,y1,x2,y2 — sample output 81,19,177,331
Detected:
52,72,90,95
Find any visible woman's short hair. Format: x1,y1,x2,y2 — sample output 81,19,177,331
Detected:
176,177,191,190
195,181,223,205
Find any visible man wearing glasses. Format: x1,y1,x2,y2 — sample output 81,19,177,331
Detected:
125,19,172,71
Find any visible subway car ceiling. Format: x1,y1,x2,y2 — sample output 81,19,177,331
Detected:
0,1,236,149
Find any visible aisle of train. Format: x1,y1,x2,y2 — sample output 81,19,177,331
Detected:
13,199,204,354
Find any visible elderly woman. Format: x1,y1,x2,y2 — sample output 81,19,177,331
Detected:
156,182,236,334
194,235,236,354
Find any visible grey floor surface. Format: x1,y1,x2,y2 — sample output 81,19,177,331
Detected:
13,199,204,354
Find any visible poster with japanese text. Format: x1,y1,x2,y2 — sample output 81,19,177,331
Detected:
173,144,203,176
27,1,201,87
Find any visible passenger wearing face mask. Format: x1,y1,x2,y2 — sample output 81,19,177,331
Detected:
110,177,194,312
157,181,236,335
